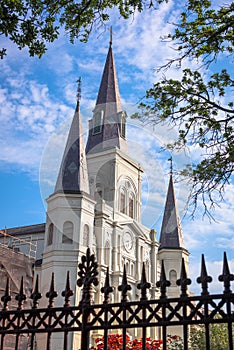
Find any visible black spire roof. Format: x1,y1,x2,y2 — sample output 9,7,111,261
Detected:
159,175,186,250
86,41,127,154
54,84,90,194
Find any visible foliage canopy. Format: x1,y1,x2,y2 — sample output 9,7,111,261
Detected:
0,0,162,58
133,0,234,216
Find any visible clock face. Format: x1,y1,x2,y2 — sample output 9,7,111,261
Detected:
123,232,133,251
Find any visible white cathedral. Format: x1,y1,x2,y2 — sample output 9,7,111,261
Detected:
0,39,190,349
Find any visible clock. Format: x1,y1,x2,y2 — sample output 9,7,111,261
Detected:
123,232,133,251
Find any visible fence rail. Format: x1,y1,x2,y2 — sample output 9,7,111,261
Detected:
0,249,233,350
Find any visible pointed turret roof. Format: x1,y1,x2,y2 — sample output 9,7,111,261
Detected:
86,40,128,154
159,174,185,250
95,41,122,109
54,84,90,194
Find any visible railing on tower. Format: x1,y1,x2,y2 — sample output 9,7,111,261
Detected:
0,248,233,350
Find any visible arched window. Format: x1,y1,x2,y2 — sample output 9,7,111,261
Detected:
169,270,177,287
118,177,137,218
83,224,89,247
120,189,126,214
47,223,54,246
129,193,134,218
62,221,73,244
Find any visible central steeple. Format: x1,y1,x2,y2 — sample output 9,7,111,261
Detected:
86,39,128,154
95,40,122,108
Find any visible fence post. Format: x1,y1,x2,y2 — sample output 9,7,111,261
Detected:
77,249,99,350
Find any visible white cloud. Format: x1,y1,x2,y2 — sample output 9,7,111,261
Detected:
0,68,74,177
189,257,234,295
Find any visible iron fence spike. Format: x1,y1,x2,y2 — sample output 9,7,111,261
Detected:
156,260,170,299
30,275,42,309
197,254,212,295
137,263,151,301
15,276,26,310
1,277,11,310
176,258,191,297
118,265,131,302
46,272,58,308
101,267,113,304
218,251,234,294
62,271,74,307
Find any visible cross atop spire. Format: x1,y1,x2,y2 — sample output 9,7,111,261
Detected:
109,26,113,46
168,156,173,176
77,77,81,104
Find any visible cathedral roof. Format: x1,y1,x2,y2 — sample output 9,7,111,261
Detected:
3,223,45,236
54,89,90,194
86,41,128,154
159,174,186,250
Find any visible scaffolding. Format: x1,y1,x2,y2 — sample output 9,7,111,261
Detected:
0,229,37,260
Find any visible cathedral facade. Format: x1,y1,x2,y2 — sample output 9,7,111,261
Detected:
0,39,190,349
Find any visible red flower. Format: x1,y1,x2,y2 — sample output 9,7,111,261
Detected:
90,334,164,350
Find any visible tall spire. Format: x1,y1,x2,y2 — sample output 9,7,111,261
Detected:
159,173,185,250
54,79,90,194
95,30,121,108
86,37,128,154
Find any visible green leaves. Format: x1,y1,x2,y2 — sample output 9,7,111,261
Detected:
0,0,61,57
171,0,234,63
134,1,234,216
0,0,162,58
190,322,232,350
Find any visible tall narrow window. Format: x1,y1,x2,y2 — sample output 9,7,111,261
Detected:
93,110,104,134
120,191,126,213
83,224,89,247
129,197,134,218
118,111,126,138
121,112,126,138
62,221,73,244
47,223,54,246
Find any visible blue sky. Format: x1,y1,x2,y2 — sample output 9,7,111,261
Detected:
0,1,233,293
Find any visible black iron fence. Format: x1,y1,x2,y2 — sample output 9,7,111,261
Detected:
0,249,233,350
